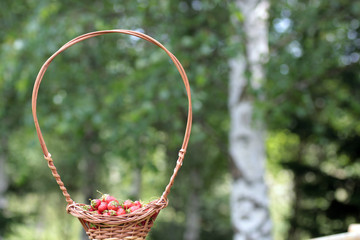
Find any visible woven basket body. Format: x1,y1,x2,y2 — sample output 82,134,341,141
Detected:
32,30,192,240
68,199,167,239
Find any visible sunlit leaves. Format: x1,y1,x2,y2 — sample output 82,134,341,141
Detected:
265,0,360,238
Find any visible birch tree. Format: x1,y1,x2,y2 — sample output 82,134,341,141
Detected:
229,0,272,239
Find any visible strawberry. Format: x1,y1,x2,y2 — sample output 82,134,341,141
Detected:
101,194,109,202
107,201,120,211
108,210,117,216
134,201,142,208
82,205,92,211
91,199,101,209
89,223,97,230
151,211,159,219
102,210,109,215
102,194,119,204
129,205,141,213
116,208,126,216
123,200,133,209
106,196,119,204
150,211,159,223
98,202,108,213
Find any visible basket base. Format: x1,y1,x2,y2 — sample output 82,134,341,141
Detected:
88,237,144,240
66,199,168,240
86,227,149,240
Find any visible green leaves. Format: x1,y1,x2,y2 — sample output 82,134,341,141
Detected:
265,0,360,238
1,0,234,239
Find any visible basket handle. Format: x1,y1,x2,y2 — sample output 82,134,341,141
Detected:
32,30,192,205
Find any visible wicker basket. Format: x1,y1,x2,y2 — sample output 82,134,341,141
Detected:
31,30,192,240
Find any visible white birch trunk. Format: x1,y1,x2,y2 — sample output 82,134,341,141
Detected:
229,0,272,239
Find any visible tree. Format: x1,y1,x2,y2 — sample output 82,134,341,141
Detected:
265,0,360,239
2,1,234,239
0,1,43,236
143,1,233,239
229,0,272,239
229,0,271,240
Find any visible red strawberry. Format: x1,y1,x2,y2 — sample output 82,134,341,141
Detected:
123,200,133,209
129,205,141,213
101,194,109,202
98,202,108,213
108,210,117,216
116,208,126,216
89,223,97,230
102,194,118,204
82,205,92,211
150,211,159,223
108,201,120,211
134,201,142,208
91,199,101,209
152,212,159,219
107,196,118,204
102,210,109,215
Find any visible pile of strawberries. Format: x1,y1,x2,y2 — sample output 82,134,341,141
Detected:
81,193,158,219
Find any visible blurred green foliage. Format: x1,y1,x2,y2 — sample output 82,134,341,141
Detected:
1,0,360,240
264,0,360,239
1,0,231,239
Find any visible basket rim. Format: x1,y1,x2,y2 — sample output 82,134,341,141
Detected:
66,198,167,225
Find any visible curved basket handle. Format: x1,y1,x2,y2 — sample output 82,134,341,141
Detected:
32,30,192,205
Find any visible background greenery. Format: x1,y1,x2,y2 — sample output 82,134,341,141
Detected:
1,0,359,239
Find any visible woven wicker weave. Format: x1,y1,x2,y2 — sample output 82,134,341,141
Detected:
31,30,192,240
